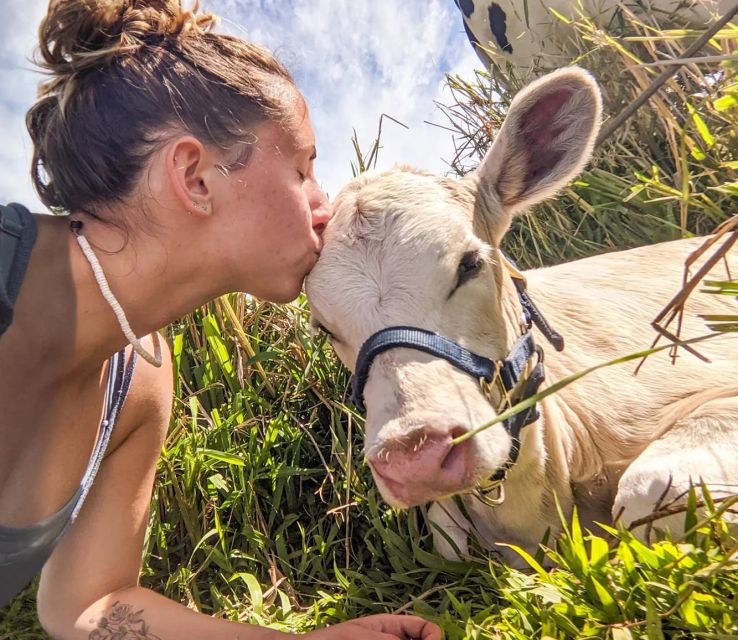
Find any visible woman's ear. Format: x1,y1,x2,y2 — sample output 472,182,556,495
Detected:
166,136,213,216
472,66,602,243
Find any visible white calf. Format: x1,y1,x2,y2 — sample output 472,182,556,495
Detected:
306,67,738,562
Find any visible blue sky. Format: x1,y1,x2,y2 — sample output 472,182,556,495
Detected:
0,0,481,210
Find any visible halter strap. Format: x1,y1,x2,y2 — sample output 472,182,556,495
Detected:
501,251,565,352
351,327,498,412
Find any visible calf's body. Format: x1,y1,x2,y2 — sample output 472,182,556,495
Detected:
431,237,738,559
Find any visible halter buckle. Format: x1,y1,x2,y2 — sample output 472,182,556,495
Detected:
479,360,506,405
479,377,495,403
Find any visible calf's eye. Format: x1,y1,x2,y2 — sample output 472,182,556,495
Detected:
456,250,483,289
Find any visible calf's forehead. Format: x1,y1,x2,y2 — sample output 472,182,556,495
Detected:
306,168,479,338
328,168,475,236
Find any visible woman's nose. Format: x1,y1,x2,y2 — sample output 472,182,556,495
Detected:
310,182,332,235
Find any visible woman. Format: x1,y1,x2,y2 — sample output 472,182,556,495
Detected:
0,1,441,638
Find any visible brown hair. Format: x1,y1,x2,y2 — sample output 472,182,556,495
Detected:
27,0,296,216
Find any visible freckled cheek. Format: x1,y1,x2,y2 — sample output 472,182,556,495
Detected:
279,193,312,232
257,204,302,259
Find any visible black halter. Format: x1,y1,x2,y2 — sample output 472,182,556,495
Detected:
351,254,564,485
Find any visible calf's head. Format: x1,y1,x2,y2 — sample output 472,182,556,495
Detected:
306,67,602,508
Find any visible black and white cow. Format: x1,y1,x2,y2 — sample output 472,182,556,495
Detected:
454,0,729,78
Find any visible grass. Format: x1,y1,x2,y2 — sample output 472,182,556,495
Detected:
2,6,737,640
4,296,737,639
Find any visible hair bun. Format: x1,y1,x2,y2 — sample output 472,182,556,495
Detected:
37,0,218,99
115,0,218,42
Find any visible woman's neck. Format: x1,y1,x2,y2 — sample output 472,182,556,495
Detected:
17,212,227,374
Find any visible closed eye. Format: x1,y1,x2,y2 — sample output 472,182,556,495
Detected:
298,147,317,182
309,318,338,342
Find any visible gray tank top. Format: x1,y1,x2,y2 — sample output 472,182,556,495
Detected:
0,205,138,607
0,349,136,607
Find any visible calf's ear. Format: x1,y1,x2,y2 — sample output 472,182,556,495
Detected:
473,67,602,242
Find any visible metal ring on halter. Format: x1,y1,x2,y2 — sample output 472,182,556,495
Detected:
472,479,506,507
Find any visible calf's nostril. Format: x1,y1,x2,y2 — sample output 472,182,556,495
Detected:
368,426,473,506
449,426,468,440
369,426,470,474
440,426,470,472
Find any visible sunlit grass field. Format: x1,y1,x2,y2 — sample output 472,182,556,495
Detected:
2,8,737,640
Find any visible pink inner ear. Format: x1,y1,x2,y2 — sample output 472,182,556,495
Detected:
519,87,575,191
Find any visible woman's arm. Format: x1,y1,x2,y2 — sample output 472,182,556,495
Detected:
57,585,285,640
36,336,180,638
35,338,440,640
34,340,286,640
51,586,440,640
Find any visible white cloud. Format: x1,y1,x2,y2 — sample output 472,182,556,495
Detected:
0,0,481,210
217,0,481,197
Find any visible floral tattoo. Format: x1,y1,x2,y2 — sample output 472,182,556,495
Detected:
89,602,162,640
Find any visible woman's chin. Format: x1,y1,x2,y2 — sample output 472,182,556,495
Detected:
259,278,304,304
239,258,313,303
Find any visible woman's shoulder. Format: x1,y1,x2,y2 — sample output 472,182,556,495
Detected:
105,336,174,457
127,335,174,413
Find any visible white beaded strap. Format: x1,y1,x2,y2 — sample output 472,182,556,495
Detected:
71,220,162,367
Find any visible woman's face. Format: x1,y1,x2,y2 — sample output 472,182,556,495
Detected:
213,92,332,302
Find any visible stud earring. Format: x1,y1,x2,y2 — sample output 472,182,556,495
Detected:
193,202,208,212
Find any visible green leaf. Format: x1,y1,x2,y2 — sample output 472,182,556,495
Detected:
590,575,620,620
630,538,663,569
589,534,611,569
497,543,548,576
208,472,229,493
235,572,264,612
645,588,665,640
203,313,236,388
714,93,738,111
687,103,715,148
198,448,247,466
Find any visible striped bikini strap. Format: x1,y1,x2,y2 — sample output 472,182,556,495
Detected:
70,349,138,523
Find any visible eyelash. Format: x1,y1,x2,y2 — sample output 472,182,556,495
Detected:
300,155,317,182
319,325,334,340
452,251,484,295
